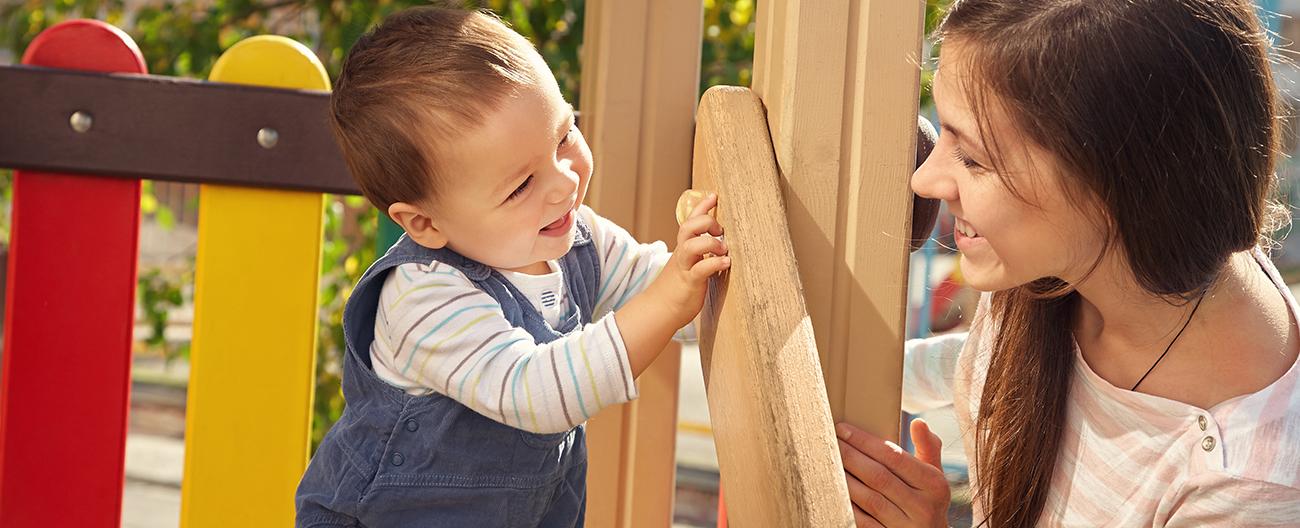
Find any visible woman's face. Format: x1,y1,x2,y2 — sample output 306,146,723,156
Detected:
912,40,1107,292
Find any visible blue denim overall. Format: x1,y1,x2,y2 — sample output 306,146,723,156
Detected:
296,219,600,528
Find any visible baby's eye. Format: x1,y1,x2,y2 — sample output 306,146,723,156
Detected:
558,127,576,149
507,175,533,201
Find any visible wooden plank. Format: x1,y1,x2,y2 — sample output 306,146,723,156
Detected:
0,20,146,528
752,0,853,420
578,1,703,526
180,36,328,528
694,86,854,528
751,0,925,439
0,65,352,195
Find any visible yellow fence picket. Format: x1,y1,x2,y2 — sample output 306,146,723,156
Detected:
181,36,328,527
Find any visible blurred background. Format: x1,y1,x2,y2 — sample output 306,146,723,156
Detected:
2,1,1299,526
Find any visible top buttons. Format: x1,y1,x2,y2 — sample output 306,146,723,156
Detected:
1201,436,1216,452
1197,415,1207,431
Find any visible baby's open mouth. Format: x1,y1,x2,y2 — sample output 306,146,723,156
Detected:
540,210,574,236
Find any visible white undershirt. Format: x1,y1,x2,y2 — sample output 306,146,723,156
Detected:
498,260,568,328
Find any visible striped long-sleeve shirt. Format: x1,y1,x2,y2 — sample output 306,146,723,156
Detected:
904,248,1300,526
370,206,674,434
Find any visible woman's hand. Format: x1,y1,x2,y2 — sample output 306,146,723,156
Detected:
837,419,950,528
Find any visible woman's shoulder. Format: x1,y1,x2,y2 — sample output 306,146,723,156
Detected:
1204,250,1300,487
1211,357,1300,489
1211,250,1300,491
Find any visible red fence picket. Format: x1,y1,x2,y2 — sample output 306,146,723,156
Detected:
0,20,147,527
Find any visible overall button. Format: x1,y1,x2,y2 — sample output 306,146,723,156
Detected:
1201,436,1216,452
405,419,419,432
1197,415,1207,431
391,452,405,466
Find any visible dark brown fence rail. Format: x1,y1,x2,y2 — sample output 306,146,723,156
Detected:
0,64,358,195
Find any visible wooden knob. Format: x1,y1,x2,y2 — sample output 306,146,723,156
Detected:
675,188,711,225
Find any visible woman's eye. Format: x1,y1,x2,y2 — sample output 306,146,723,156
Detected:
953,147,983,170
507,175,533,201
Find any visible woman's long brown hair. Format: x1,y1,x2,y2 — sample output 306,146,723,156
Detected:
937,1,1286,525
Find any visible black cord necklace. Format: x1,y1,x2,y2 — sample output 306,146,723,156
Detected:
1131,293,1207,391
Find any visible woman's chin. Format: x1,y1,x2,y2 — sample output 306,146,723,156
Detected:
958,254,1011,293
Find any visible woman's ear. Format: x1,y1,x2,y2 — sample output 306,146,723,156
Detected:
388,201,449,249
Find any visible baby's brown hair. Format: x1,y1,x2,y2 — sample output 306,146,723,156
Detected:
330,7,541,211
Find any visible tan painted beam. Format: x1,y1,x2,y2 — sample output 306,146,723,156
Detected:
578,1,703,526
694,86,854,528
752,0,926,440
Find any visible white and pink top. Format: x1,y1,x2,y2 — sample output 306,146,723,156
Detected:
904,250,1300,526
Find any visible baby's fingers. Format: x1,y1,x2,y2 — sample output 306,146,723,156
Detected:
690,255,731,281
677,234,728,268
686,192,718,220
678,214,724,247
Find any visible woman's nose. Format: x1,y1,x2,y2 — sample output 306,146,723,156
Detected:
911,148,958,203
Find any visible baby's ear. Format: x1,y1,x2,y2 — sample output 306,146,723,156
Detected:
388,202,448,249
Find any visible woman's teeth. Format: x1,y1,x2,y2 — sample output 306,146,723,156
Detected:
956,219,979,238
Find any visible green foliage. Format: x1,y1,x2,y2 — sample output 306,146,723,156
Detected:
0,169,11,247
137,266,191,362
312,194,377,447
701,0,755,92
922,0,955,109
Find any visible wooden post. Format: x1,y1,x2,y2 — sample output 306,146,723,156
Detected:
0,20,146,527
751,0,926,440
578,1,703,526
694,86,856,528
181,36,328,527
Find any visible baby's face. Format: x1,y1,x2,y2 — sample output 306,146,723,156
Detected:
428,66,593,274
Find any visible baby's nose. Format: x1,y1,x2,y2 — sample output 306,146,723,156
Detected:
544,167,578,204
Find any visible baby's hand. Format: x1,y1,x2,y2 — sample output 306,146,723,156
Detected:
648,193,730,329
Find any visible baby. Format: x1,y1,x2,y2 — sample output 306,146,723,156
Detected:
295,7,728,527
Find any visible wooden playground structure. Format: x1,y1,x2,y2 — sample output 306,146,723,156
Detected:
0,1,926,526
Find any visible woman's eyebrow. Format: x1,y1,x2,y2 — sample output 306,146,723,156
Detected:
942,122,990,158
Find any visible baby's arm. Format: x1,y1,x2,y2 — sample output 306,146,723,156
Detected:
900,332,966,414
373,198,726,434
373,263,639,434
585,195,729,376
584,206,670,318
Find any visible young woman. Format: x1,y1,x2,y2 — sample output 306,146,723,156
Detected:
836,0,1300,526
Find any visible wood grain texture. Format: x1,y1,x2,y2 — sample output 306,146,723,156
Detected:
694,86,854,528
752,0,926,439
578,1,702,526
